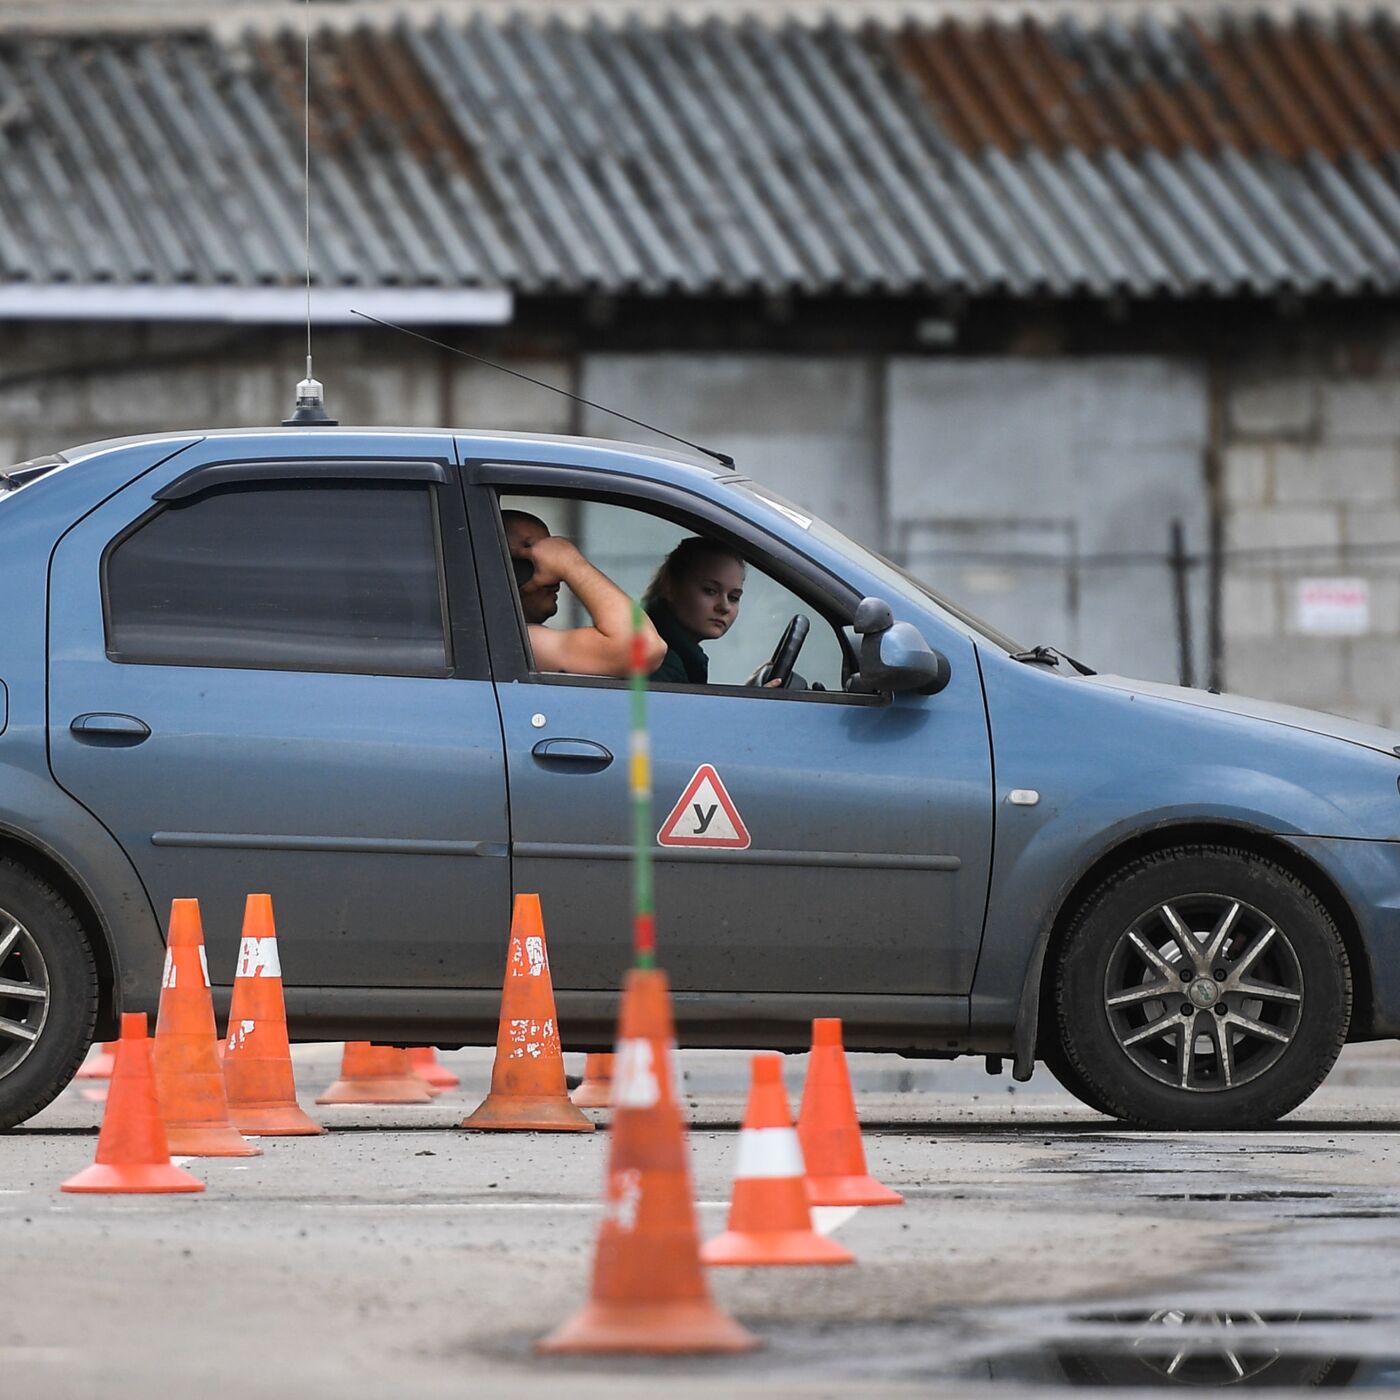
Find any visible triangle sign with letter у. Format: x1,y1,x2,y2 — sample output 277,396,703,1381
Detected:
657,764,751,849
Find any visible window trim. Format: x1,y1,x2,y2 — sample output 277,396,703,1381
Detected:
101,473,468,680
465,463,883,707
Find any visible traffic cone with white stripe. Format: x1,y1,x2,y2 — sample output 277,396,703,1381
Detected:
222,894,322,1136
409,1047,459,1093
702,1053,855,1267
461,894,593,1132
316,1043,434,1105
61,1013,205,1195
571,1053,614,1108
798,1018,902,1206
153,898,259,1157
538,967,756,1353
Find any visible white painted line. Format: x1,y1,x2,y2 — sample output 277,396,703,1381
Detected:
305,1200,730,1211
0,1188,28,1195
171,1156,195,1167
811,1205,861,1236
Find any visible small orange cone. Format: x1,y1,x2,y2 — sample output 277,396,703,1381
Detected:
62,1013,205,1194
571,1052,615,1108
538,967,756,1354
798,1018,902,1207
317,1044,434,1105
702,1053,855,1267
153,899,260,1158
74,1040,118,1080
409,1047,459,1093
222,894,323,1136
461,895,592,1133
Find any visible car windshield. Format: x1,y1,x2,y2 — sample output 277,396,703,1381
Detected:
727,478,1025,655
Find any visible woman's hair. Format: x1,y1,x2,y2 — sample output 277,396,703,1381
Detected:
644,536,746,608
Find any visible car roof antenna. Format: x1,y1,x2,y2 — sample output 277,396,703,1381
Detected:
349,310,735,469
283,0,337,428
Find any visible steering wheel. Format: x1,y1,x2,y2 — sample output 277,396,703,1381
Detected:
761,614,810,689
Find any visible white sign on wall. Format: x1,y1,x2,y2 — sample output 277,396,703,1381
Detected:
1296,578,1370,635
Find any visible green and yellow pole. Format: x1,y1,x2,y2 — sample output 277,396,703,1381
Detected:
629,600,656,970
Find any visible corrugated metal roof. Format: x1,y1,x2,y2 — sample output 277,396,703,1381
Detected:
0,9,1394,303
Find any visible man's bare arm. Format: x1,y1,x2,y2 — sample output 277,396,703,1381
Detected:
522,536,666,676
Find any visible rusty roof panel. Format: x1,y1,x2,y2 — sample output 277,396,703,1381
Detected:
0,9,1393,303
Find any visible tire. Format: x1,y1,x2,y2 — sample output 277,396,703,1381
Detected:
1055,846,1351,1131
1040,1035,1116,1117
0,858,99,1131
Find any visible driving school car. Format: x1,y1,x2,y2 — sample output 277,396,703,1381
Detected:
1,425,1397,1131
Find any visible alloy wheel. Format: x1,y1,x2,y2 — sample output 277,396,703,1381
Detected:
0,908,50,1077
1103,895,1303,1093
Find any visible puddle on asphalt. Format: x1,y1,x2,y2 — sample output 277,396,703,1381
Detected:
1143,1190,1335,1202
972,1346,1400,1387
509,1307,1400,1388
969,1311,1397,1389
1071,1309,1371,1325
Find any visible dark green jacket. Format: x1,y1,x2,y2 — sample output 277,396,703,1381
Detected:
646,599,708,685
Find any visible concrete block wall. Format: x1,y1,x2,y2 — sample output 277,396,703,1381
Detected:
1222,323,1400,728
5,314,1399,726
0,323,574,464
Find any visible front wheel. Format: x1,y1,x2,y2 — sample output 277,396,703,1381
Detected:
0,859,99,1131
1055,847,1351,1130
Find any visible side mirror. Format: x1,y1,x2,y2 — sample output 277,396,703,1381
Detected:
849,596,951,696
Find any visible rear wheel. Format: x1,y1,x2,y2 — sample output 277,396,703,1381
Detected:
0,859,99,1131
1055,847,1350,1130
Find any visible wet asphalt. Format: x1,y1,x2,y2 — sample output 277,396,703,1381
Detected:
4,1043,1400,1398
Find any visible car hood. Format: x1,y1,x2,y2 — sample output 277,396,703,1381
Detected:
1083,673,1400,760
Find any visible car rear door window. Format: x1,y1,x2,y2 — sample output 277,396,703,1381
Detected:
104,481,450,675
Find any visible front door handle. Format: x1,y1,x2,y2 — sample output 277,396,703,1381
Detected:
531,737,613,770
70,713,151,746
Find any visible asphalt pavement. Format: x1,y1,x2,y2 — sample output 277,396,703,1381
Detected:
5,1043,1400,1397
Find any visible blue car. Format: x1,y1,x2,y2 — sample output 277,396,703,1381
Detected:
0,425,1394,1131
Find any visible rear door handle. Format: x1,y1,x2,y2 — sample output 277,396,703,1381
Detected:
530,738,613,770
70,713,151,746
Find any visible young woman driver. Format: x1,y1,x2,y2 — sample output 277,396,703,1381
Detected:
643,537,748,685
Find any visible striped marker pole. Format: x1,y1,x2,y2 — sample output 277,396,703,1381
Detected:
629,599,656,970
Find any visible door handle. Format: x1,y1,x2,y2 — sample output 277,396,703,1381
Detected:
530,737,613,769
70,713,151,746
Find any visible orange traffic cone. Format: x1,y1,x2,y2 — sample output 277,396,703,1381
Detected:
409,1047,459,1093
62,1013,205,1194
317,1044,434,1105
538,967,756,1354
571,1053,615,1108
153,899,259,1157
222,894,323,1136
461,895,592,1133
798,1018,902,1207
702,1053,854,1267
74,1040,118,1080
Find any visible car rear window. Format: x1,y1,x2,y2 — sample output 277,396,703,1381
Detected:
104,481,450,675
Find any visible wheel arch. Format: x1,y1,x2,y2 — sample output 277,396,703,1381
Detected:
0,832,119,1041
1025,821,1372,1067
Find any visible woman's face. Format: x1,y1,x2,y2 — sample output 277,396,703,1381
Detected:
667,554,746,641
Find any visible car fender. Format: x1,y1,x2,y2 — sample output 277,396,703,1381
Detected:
0,760,164,1016
989,765,1379,1078
970,646,1400,1076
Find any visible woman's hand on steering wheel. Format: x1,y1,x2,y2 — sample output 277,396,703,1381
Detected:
760,614,809,689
